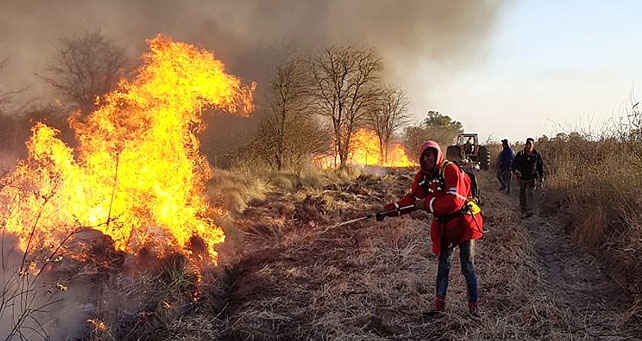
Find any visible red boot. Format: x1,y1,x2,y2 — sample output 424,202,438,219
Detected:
422,296,445,318
468,301,479,316
435,296,446,311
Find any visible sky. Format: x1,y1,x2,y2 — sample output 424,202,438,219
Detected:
431,0,642,143
1,0,641,144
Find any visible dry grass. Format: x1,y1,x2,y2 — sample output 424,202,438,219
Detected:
536,134,642,332
206,168,272,215
5,156,640,339
205,165,366,216
487,142,502,170
155,167,637,340
537,136,642,295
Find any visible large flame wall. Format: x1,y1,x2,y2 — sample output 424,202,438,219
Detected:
0,35,254,264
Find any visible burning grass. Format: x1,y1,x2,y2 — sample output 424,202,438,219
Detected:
0,35,255,269
314,129,418,169
3,161,638,339
0,35,256,340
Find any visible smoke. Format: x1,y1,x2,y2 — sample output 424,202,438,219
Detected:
0,233,91,341
0,0,509,105
0,0,511,159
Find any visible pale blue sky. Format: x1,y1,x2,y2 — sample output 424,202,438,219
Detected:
418,0,642,143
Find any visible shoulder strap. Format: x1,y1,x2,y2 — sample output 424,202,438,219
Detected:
438,160,454,178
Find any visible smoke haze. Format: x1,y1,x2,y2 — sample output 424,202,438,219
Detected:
0,0,510,113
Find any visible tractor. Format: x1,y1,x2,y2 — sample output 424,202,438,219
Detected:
446,133,491,170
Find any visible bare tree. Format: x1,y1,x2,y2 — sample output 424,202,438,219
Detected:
241,48,330,173
308,46,382,168
0,58,29,110
42,32,128,115
366,86,409,163
245,113,329,175
268,50,311,170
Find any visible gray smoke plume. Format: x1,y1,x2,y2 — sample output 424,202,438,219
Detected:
0,0,510,108
0,0,511,162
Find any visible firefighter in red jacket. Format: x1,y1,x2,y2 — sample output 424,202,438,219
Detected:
378,140,483,316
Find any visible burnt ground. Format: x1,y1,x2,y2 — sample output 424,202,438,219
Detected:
170,170,641,340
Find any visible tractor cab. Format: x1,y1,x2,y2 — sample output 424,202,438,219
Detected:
446,133,491,170
458,134,478,158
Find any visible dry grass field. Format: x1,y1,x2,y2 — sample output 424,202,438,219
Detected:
124,167,639,340
3,147,641,340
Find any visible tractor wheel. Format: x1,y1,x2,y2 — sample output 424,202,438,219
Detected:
446,145,462,163
479,146,491,170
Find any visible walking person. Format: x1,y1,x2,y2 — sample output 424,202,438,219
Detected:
511,138,544,218
496,138,514,194
376,140,484,316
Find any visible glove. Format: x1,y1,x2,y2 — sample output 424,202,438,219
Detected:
376,203,399,221
375,211,385,222
384,203,397,211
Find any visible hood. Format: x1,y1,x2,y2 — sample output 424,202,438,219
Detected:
419,140,444,175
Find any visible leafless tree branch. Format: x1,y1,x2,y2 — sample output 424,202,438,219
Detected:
365,86,409,163
308,46,382,168
39,31,128,115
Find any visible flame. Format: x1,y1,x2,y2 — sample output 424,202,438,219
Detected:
385,144,416,168
314,129,416,168
87,319,107,332
0,35,254,265
349,129,417,168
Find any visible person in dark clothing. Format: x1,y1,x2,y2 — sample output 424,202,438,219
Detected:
463,137,474,155
511,138,544,218
496,139,514,194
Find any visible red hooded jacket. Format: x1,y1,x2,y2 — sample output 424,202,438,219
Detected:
385,141,483,257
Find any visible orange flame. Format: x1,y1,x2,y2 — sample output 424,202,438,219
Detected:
0,35,254,264
349,129,417,168
314,129,417,168
87,319,107,332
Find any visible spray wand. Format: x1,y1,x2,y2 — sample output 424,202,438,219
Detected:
328,205,415,229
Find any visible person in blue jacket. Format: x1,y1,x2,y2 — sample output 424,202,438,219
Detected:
496,139,514,194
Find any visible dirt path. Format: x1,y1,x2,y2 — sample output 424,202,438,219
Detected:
482,174,635,339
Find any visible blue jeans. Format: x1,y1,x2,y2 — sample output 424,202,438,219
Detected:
436,240,478,302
